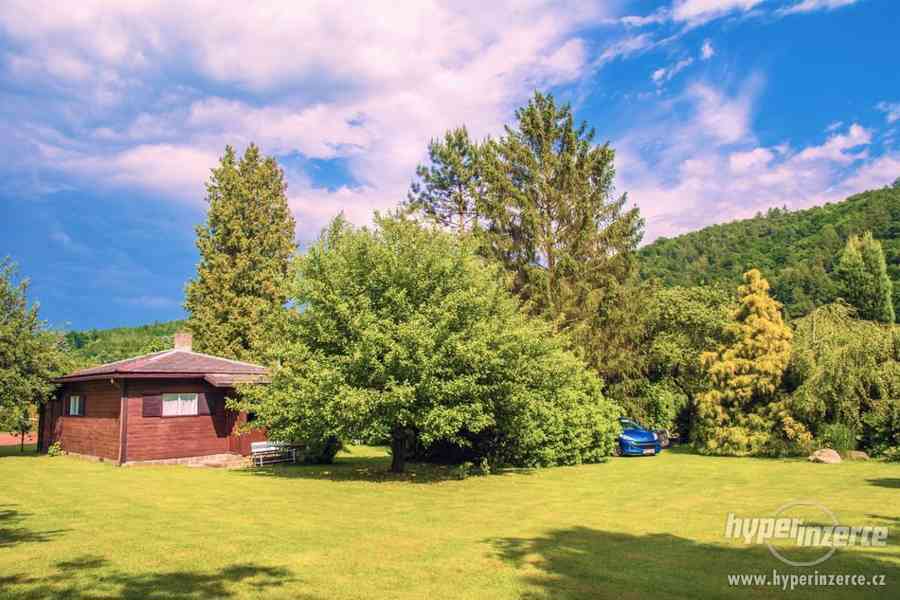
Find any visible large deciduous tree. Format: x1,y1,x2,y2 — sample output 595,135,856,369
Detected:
834,232,894,324
629,285,735,436
233,215,619,473
185,144,297,361
694,269,807,456
0,259,67,451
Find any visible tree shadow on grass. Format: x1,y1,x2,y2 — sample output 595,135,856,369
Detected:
489,526,900,600
0,505,67,548
867,478,900,489
0,555,309,600
238,453,537,484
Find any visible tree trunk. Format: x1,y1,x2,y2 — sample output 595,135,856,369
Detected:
20,431,25,453
390,431,407,473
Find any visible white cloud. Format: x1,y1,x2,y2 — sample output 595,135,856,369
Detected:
0,0,889,247
623,0,859,30
0,1,616,237
44,142,220,201
777,0,861,16
672,0,764,25
651,57,694,85
620,8,671,27
596,33,657,66
616,79,893,242
877,101,900,124
689,82,756,143
729,147,774,172
795,123,871,164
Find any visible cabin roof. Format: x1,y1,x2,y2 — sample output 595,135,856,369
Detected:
54,349,269,383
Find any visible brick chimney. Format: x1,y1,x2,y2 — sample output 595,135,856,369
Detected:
174,331,193,352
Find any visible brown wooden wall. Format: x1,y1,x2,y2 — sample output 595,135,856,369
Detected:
44,377,266,462
45,380,121,461
123,379,265,461
227,412,268,455
124,379,230,461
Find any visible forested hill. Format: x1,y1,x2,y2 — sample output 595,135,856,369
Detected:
65,320,183,367
638,186,900,317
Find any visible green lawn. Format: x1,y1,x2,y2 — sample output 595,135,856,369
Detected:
1,444,898,599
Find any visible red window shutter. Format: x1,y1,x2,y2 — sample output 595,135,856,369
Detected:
80,394,87,417
197,392,211,415
63,395,70,416
142,393,162,417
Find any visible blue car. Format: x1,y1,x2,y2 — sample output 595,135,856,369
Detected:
617,417,662,456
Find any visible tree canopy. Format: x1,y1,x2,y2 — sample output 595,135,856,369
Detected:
639,187,900,318
233,215,620,472
65,320,183,367
185,144,297,362
694,269,804,456
834,231,894,323
407,126,484,233
786,302,900,454
0,259,68,447
410,92,647,398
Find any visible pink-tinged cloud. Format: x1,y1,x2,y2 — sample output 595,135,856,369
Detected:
617,80,895,242
0,1,619,238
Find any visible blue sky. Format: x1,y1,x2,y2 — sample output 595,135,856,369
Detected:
1,0,898,330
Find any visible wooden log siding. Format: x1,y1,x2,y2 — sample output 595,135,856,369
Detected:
227,411,267,455
49,380,121,460
43,378,268,462
124,379,233,461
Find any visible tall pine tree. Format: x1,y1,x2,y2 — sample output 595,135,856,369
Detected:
477,92,646,387
835,232,894,323
185,144,296,361
406,127,484,233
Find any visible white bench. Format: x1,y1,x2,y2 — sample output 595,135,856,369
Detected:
250,441,297,467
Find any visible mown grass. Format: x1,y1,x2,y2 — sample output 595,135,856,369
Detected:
1,444,898,599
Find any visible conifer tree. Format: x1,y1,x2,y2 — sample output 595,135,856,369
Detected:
407,127,484,233
695,269,804,455
185,144,296,361
835,232,894,323
477,91,645,385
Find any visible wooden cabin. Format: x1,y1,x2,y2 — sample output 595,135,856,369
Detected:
37,333,268,464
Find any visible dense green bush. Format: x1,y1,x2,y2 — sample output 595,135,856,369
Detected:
818,423,856,454
235,215,620,472
861,393,900,457
620,381,688,433
639,285,733,440
787,303,899,455
47,442,62,457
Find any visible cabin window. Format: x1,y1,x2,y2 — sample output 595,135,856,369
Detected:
68,395,84,417
162,393,199,417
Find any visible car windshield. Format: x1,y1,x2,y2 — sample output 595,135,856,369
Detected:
619,418,642,430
